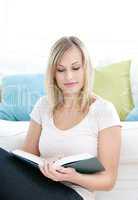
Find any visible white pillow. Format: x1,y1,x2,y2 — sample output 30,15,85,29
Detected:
130,60,138,106
0,120,29,151
0,120,29,136
120,121,138,163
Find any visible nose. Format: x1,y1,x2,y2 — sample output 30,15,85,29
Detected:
65,70,73,80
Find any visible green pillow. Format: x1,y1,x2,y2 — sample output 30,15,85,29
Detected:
93,60,134,121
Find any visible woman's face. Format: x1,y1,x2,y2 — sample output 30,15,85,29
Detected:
55,46,84,96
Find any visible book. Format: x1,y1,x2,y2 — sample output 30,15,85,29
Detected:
9,149,105,174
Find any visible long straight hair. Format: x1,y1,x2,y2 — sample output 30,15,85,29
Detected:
45,36,95,117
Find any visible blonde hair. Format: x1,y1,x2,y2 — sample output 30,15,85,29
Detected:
45,36,95,117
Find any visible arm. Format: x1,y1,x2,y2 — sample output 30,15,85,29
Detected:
20,119,42,156
69,125,122,192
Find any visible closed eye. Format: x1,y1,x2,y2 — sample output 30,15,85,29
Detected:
57,67,80,72
73,67,80,70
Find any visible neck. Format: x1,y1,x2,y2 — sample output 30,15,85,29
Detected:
62,93,80,110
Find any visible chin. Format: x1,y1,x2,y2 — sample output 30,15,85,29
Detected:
63,89,81,95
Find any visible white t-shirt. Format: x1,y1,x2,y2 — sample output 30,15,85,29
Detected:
29,95,122,200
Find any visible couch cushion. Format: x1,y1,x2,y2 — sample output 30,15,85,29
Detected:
120,121,138,163
0,74,45,120
0,120,29,151
125,106,138,121
0,119,29,136
93,60,134,121
130,60,138,106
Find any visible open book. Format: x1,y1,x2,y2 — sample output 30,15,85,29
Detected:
10,149,105,174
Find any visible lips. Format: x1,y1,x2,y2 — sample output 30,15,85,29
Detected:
64,82,78,86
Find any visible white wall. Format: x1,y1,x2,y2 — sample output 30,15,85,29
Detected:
0,0,138,75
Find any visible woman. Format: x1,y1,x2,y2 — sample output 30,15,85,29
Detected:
0,36,122,200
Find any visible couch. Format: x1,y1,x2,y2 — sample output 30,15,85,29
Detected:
0,120,138,200
0,60,138,200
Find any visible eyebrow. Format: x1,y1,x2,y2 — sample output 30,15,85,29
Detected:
58,61,79,67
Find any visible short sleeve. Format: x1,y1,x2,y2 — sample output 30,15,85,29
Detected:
97,101,122,132
29,97,43,125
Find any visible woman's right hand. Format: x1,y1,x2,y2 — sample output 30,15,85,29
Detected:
38,156,66,181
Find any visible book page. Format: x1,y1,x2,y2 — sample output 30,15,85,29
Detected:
11,149,45,166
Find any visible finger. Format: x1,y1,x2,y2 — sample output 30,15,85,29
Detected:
43,160,50,175
47,163,59,181
56,166,69,172
47,161,69,182
57,167,76,174
40,160,51,177
43,161,59,179
55,166,68,174
39,165,48,177
40,164,58,181
48,161,62,176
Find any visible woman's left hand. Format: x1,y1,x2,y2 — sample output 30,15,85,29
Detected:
39,158,79,182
